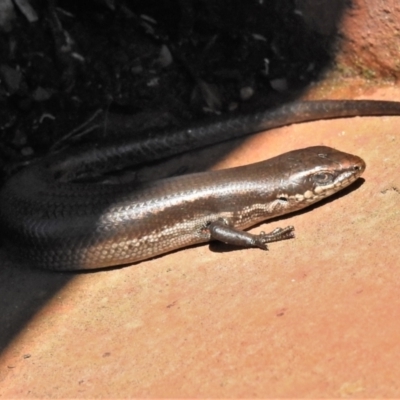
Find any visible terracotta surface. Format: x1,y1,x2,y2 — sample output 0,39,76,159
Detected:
297,0,400,79
1,85,400,397
338,0,400,78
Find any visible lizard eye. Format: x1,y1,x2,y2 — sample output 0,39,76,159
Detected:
313,172,334,184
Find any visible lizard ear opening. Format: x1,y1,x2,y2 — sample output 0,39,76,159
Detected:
277,196,288,202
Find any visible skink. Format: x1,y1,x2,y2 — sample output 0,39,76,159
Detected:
0,99,398,270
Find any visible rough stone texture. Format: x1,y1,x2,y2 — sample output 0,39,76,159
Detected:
298,0,400,78
343,0,399,78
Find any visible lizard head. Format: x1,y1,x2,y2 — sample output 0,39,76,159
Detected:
273,146,366,209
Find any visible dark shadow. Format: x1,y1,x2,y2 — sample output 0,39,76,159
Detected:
0,258,73,351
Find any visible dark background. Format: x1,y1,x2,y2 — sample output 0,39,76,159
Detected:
0,0,346,174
